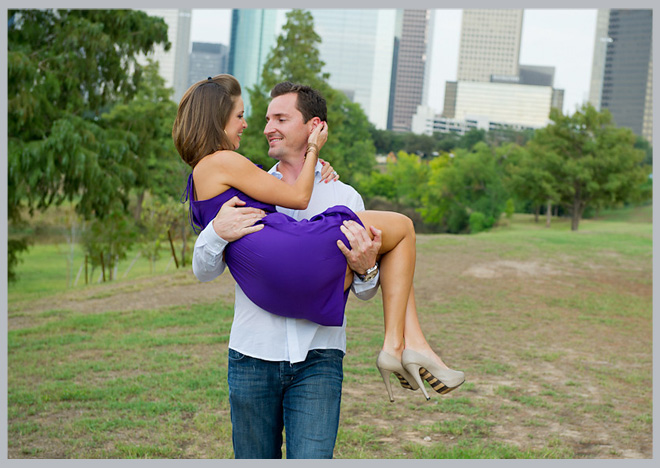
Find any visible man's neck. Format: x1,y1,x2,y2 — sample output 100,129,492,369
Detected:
276,152,308,185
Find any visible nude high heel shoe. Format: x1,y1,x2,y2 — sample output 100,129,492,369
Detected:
401,349,465,401
376,350,419,402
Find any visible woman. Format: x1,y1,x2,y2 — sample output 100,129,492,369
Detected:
173,75,464,401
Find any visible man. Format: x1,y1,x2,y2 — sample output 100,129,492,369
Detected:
192,81,381,459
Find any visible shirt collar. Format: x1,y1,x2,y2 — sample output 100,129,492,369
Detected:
269,160,323,180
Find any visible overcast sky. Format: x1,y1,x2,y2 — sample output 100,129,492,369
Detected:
190,8,599,116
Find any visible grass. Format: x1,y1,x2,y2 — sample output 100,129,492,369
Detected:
7,206,653,458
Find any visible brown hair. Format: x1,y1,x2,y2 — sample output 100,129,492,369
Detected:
270,81,327,123
172,74,242,168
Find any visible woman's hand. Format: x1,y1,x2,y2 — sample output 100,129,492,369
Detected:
319,159,339,184
308,121,328,151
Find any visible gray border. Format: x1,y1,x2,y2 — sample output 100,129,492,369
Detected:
3,0,657,466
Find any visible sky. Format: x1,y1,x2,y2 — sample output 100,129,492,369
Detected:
189,8,599,116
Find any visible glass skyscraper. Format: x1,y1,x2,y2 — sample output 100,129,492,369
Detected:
309,9,397,130
228,9,279,114
598,9,653,144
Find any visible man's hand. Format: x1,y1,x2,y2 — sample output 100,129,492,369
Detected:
336,220,382,275
212,196,266,242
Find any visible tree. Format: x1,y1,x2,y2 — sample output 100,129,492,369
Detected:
239,9,375,185
386,151,429,207
421,144,509,233
8,9,170,280
532,104,650,231
504,143,559,224
101,61,185,218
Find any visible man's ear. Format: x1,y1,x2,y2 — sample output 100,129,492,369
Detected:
308,116,322,132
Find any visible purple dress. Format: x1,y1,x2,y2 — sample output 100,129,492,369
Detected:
185,174,364,326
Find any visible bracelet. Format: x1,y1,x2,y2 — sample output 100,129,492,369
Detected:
305,143,319,160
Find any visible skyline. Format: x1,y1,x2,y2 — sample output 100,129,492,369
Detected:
190,8,599,118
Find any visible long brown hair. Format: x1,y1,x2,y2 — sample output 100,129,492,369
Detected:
172,74,242,168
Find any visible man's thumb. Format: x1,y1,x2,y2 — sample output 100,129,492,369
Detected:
224,196,246,208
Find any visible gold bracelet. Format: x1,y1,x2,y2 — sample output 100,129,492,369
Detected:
305,143,319,160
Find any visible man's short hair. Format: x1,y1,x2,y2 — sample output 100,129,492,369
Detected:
271,81,327,123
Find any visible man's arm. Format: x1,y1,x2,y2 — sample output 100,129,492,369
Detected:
338,221,382,301
192,196,265,282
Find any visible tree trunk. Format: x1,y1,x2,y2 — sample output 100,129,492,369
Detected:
571,198,584,231
168,229,179,269
534,205,540,223
180,225,187,267
134,190,145,222
545,199,552,228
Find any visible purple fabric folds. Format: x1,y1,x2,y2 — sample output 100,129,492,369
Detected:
187,174,363,326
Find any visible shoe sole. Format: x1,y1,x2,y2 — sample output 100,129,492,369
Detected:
419,367,465,395
394,372,414,390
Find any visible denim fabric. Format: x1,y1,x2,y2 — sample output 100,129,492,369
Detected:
227,348,344,459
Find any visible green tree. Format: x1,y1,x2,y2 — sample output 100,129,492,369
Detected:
504,143,559,223
386,151,429,206
532,104,650,231
101,61,185,219
240,9,375,185
355,172,397,201
8,9,170,280
421,144,509,233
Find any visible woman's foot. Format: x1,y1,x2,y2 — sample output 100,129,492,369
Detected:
376,350,419,402
401,349,465,400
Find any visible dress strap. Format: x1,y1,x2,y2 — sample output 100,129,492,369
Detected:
181,173,202,234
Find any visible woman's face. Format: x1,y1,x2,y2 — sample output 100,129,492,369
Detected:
224,96,247,150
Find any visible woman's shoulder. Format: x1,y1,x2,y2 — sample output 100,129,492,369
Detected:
196,149,244,170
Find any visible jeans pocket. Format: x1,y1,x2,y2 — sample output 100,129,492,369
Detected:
228,348,248,362
309,348,345,361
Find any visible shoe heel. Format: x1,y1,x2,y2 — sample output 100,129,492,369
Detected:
405,363,430,401
378,367,395,402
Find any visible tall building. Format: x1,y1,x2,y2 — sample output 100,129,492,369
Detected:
227,9,279,114
188,42,229,87
588,9,612,111
594,9,653,144
434,9,563,134
309,9,397,130
456,9,523,82
387,10,434,132
140,9,192,102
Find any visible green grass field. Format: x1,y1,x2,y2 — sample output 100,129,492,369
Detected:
7,205,653,458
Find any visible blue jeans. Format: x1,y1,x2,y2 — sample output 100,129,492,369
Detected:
227,348,344,459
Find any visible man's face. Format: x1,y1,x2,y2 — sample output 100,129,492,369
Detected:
264,93,311,161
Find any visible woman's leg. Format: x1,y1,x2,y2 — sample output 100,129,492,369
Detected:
345,211,441,360
353,211,416,360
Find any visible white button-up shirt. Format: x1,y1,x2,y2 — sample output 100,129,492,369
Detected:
192,161,379,363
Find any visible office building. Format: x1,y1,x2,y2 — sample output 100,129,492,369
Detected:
188,42,229,87
227,9,279,114
309,9,397,130
588,9,612,111
387,10,434,132
436,9,563,134
412,104,537,137
457,9,523,82
595,9,653,144
140,9,192,102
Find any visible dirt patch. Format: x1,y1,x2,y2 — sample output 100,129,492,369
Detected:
462,260,561,279
8,271,236,330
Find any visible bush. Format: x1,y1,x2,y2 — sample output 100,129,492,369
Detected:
469,211,486,234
